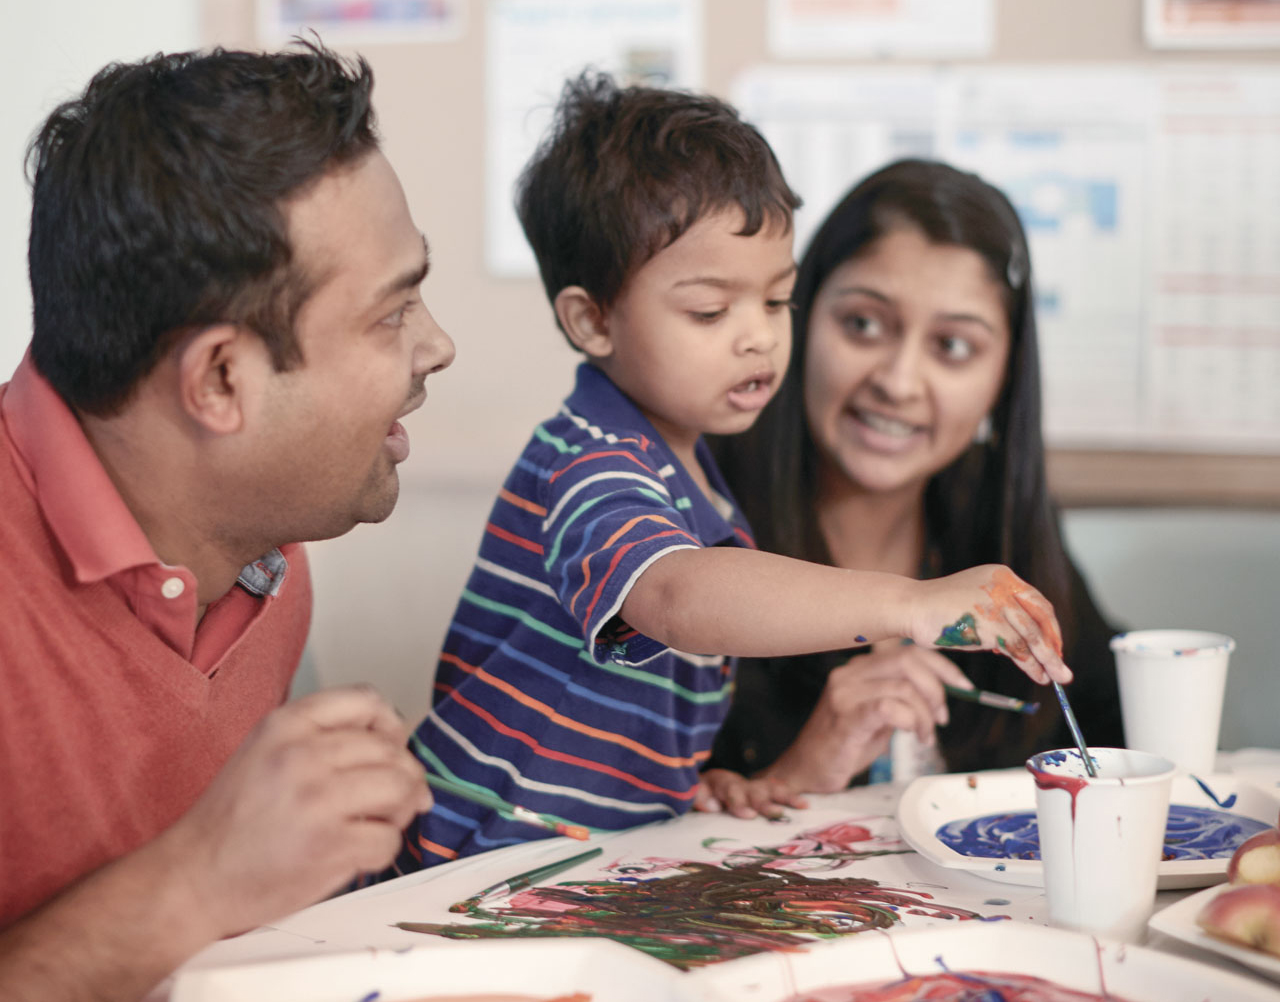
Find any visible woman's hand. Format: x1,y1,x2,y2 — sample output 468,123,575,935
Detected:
909,565,1070,685
758,644,972,795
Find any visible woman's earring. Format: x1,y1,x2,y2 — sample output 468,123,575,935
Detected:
974,414,993,446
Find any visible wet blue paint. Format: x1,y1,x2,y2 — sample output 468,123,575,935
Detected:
1191,774,1238,809
937,804,1269,861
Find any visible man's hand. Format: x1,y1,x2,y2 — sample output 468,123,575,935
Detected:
0,686,431,1002
160,685,432,938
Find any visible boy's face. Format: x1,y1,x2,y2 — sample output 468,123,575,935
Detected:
595,209,796,462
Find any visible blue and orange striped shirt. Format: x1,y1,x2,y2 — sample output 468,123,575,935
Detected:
398,363,755,869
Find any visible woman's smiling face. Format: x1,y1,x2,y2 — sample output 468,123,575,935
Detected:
803,225,1012,498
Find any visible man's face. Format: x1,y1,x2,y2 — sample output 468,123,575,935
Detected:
251,150,455,542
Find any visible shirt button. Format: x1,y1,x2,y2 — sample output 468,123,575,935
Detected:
161,576,185,599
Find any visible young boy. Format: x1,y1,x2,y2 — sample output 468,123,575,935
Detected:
397,73,1071,869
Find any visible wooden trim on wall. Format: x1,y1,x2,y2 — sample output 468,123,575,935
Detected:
1047,450,1280,508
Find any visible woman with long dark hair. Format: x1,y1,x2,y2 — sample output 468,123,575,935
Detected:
702,159,1123,812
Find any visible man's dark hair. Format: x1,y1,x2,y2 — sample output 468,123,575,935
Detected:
515,71,801,347
26,39,379,415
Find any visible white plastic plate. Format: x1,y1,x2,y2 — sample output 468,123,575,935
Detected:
896,768,1279,889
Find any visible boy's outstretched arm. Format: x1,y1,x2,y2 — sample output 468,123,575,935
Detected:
620,548,1072,685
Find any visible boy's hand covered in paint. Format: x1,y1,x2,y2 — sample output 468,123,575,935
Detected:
908,565,1071,686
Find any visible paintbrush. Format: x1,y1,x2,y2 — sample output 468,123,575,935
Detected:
944,684,1039,715
446,846,604,912
1050,680,1097,777
424,771,591,841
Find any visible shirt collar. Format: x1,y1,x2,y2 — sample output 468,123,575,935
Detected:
564,362,753,548
2,351,288,589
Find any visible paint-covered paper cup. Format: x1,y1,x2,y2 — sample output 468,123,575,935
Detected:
1110,630,1234,777
1027,747,1176,943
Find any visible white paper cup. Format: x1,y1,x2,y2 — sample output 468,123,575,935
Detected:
1110,630,1234,777
1027,747,1176,943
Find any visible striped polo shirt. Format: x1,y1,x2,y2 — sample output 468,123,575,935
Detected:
400,363,755,869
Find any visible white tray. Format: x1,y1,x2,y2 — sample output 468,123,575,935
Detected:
688,920,1279,1001
170,937,695,1002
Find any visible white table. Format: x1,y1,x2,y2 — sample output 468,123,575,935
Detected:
163,750,1280,1000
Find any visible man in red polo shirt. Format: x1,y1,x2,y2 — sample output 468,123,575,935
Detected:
0,41,454,1000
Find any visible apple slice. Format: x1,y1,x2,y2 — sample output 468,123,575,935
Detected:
1227,827,1280,887
1197,884,1280,957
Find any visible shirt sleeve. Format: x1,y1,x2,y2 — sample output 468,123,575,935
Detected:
540,439,699,667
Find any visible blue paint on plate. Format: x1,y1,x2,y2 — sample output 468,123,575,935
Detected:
937,804,1269,861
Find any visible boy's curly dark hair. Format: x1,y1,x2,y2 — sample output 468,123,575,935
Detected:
515,71,801,347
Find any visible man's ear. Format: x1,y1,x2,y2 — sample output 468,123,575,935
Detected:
175,324,260,435
554,286,613,358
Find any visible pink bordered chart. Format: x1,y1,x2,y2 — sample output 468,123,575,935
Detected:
685,920,1279,1002
1150,883,1280,984
896,769,1280,890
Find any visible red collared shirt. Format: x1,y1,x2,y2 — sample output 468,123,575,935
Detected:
1,353,284,672
0,352,311,925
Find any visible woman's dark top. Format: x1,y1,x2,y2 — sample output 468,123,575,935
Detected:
709,558,1125,779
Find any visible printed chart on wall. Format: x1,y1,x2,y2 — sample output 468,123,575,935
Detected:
1145,0,1280,48
257,0,466,45
733,63,1280,454
766,0,994,58
485,0,704,276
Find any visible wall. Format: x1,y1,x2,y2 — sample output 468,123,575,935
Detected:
3,1,1276,749
278,0,1279,748
0,2,200,377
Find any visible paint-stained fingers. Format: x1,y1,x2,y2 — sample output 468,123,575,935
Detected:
999,601,1072,685
1014,587,1064,657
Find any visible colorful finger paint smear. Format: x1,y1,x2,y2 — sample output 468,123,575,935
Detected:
936,805,1270,861
781,970,1136,1001
396,821,998,970
934,613,980,648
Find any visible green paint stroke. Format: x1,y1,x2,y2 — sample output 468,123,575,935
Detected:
935,612,981,648
997,635,1007,649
